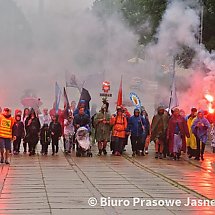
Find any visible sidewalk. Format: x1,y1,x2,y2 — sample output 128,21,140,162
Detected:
0,144,215,215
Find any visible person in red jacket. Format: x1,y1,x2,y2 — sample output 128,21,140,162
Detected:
0,108,15,164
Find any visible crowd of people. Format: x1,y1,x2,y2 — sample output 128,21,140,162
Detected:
0,99,214,165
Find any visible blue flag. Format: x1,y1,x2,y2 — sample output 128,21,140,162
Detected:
55,82,62,114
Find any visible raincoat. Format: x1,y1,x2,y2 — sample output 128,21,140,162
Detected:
110,114,127,138
94,111,111,142
167,115,190,153
186,116,197,150
191,117,210,144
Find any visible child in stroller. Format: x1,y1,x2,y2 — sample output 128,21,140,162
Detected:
76,126,92,157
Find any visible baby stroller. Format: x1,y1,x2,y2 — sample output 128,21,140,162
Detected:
76,127,92,157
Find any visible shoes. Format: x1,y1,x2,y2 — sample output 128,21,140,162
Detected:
0,158,4,163
201,155,204,161
188,155,192,159
97,149,102,156
52,153,55,156
114,151,121,156
132,152,136,157
103,149,107,155
141,152,145,156
176,153,180,160
194,157,200,161
172,156,177,161
155,152,158,159
5,161,10,165
159,153,163,159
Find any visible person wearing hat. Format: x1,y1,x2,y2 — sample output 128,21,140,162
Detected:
127,108,147,156
191,110,210,161
94,105,111,156
186,107,198,159
0,108,15,164
12,111,25,155
151,106,169,159
167,107,190,160
110,106,127,156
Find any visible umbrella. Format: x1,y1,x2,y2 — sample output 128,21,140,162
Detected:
21,97,43,109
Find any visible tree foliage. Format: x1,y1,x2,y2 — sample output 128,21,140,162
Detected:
92,0,215,56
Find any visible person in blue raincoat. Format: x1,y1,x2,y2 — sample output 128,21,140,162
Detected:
127,108,147,157
191,110,210,161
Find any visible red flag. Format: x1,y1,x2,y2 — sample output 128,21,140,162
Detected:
117,76,123,107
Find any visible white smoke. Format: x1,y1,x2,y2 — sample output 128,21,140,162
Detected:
143,0,215,113
0,0,138,113
146,0,200,62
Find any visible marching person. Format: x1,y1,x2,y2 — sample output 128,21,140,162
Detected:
167,107,190,160
73,107,90,131
151,106,169,159
0,108,15,164
191,110,210,161
64,112,74,154
40,124,51,155
22,108,30,153
122,106,131,151
186,107,198,159
94,105,111,156
39,108,51,127
73,100,90,117
127,108,147,157
49,115,62,156
140,107,150,154
110,106,127,156
210,123,215,153
25,109,41,156
12,110,25,155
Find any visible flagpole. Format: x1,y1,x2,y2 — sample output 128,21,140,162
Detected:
168,57,176,112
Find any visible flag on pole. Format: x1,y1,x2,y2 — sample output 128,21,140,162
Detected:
65,72,82,93
79,88,91,110
63,87,70,118
55,82,62,114
168,59,179,111
117,76,123,107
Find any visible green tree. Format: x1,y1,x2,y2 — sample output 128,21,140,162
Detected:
202,0,215,51
92,0,215,65
121,0,167,44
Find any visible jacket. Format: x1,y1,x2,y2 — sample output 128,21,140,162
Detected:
110,114,127,138
12,120,25,138
127,115,146,136
0,114,15,139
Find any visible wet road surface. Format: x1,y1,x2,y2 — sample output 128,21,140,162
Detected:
0,143,215,215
